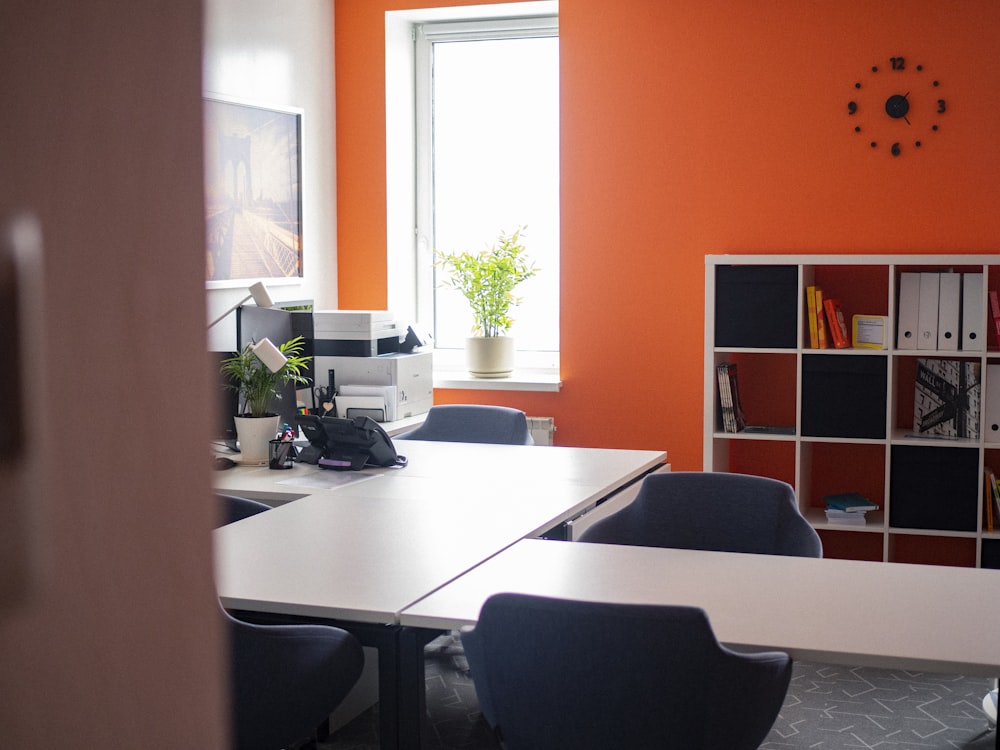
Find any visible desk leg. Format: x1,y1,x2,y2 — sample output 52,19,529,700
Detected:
395,627,439,750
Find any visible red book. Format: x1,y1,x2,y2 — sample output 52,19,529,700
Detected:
815,288,829,349
823,297,850,349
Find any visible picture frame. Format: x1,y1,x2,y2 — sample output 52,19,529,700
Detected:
203,96,304,287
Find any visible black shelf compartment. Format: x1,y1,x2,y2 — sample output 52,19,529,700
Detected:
714,265,798,349
981,538,1000,569
801,354,887,439
889,444,980,532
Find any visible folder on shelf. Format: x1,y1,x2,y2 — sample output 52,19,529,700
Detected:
936,273,960,351
985,364,1000,441
916,272,940,350
896,272,920,350
962,273,984,351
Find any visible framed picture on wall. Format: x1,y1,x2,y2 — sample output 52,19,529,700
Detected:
203,96,304,287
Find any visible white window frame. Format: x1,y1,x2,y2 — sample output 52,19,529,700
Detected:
385,3,560,389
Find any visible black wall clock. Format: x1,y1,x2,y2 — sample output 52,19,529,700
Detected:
848,57,946,156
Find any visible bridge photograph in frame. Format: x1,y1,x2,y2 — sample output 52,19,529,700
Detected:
203,97,303,286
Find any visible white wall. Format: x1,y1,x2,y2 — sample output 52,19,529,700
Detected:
204,0,337,351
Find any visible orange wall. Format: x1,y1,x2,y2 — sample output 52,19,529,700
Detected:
336,0,1000,469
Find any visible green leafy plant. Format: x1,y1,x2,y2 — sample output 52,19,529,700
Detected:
436,227,538,337
220,335,312,418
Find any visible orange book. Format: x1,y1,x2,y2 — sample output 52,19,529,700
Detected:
814,288,829,349
824,297,850,349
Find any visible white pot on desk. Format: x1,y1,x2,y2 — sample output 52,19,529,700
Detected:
234,415,280,465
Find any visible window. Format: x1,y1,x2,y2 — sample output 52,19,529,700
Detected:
386,6,559,375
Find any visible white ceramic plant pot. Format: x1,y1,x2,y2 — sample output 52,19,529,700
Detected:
466,336,515,378
234,415,280,465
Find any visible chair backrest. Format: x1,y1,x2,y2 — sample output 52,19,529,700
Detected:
396,404,534,445
226,608,364,750
461,593,792,750
218,493,271,525
215,494,364,750
578,471,822,558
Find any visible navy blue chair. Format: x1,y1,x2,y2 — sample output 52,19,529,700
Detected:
396,404,534,445
218,493,271,525
217,494,365,750
578,471,822,558
461,593,792,749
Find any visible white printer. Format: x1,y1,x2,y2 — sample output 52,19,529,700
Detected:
306,311,432,421
319,352,433,421
311,310,406,357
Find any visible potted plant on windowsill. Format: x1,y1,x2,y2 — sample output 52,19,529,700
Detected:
220,335,311,464
436,227,537,378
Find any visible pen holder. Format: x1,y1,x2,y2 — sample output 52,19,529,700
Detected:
268,439,295,470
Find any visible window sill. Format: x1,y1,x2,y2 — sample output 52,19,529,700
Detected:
434,367,562,392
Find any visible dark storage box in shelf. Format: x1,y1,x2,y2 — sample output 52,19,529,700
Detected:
889,445,980,532
982,539,1000,569
714,265,798,348
801,354,887,439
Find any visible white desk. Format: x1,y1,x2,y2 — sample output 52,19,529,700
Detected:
213,440,667,748
402,538,1000,678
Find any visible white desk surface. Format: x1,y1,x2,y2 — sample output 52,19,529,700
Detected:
214,441,666,624
400,538,1000,678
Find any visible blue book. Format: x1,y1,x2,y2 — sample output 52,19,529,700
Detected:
823,493,878,513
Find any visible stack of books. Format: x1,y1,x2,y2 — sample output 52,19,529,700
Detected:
806,285,850,349
823,492,879,526
716,362,746,433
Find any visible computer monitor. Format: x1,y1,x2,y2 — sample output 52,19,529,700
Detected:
235,305,302,432
210,350,240,449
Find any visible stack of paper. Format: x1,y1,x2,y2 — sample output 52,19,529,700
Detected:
337,384,398,422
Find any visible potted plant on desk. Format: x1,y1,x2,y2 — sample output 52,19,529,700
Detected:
220,335,311,464
436,227,537,378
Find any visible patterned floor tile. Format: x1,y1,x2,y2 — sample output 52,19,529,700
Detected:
319,648,996,749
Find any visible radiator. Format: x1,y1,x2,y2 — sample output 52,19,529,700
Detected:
527,416,556,446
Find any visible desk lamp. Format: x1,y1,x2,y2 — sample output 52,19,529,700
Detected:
250,337,287,373
207,281,274,330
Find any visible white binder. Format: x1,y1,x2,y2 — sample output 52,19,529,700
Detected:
937,273,960,351
985,364,1000,441
916,272,940,350
896,272,921,350
962,272,984,351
